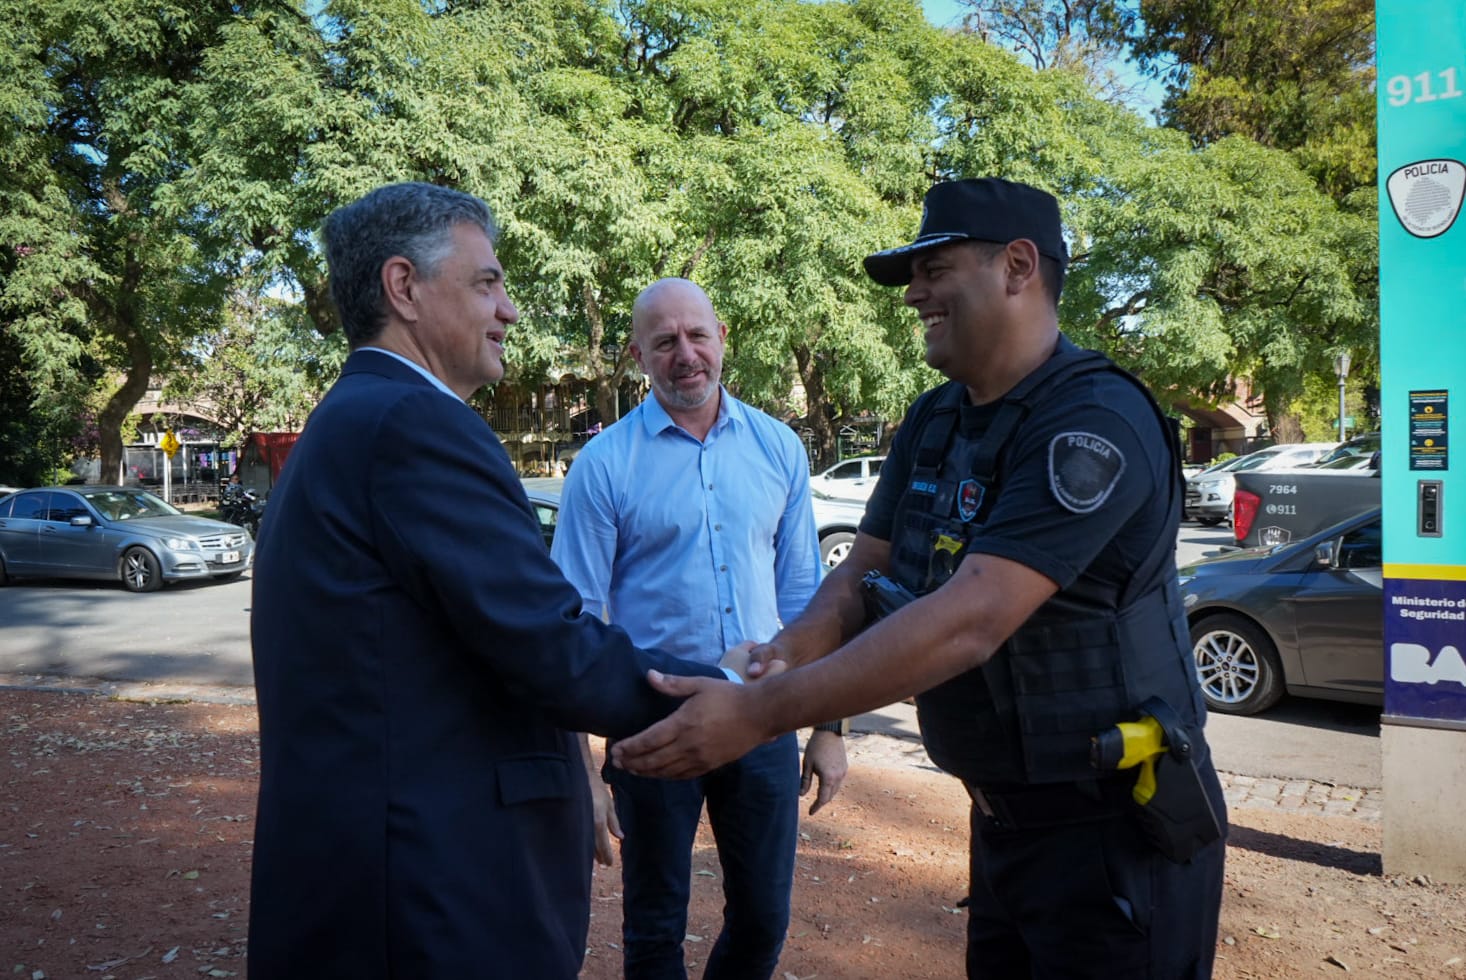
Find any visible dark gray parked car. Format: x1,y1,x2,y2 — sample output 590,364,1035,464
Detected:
1180,508,1383,715
0,485,254,593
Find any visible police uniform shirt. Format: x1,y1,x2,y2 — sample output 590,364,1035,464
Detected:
862,366,1176,597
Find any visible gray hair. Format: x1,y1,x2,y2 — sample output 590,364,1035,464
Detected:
322,182,499,345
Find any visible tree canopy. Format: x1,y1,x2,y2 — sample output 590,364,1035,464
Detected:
0,0,1380,474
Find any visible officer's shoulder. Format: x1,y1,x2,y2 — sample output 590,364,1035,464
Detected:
1056,363,1156,413
907,381,964,421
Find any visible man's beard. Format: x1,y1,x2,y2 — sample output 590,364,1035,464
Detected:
653,369,719,410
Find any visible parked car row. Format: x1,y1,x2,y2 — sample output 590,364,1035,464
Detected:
1183,442,1339,525
1183,433,1382,528
521,477,867,569
0,485,254,592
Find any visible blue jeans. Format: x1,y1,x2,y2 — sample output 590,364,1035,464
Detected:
606,732,799,980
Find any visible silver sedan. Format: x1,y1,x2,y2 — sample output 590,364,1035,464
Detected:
0,485,254,593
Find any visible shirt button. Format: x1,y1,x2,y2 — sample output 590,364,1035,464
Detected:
708,483,714,490
714,524,721,531
720,565,728,571
724,606,732,613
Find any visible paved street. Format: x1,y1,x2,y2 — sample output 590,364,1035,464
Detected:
0,520,1383,792
0,574,254,688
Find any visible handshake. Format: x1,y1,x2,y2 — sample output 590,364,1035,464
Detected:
612,637,798,780
716,640,786,683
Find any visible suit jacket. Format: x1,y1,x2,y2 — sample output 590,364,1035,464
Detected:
248,350,721,978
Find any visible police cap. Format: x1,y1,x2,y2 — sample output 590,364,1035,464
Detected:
863,178,1069,287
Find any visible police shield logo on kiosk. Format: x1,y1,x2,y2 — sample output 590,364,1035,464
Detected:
1386,159,1466,238
1048,431,1126,514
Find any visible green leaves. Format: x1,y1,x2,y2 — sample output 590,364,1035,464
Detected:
0,0,1380,473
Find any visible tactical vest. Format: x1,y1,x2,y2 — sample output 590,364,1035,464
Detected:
892,339,1207,787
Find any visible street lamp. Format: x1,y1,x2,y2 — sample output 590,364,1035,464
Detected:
1334,352,1352,442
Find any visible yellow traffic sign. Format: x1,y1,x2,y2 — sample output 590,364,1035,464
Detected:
160,430,180,458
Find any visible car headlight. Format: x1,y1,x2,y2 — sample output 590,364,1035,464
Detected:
1197,480,1222,490
163,537,200,551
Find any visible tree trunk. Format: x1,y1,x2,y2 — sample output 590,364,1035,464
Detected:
97,315,153,485
1268,407,1305,444
794,345,838,469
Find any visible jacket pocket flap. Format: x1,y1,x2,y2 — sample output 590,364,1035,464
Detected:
496,754,574,806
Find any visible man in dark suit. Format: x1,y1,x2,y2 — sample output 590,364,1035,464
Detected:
248,182,734,979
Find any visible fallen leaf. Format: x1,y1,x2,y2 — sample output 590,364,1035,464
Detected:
161,947,179,964
684,934,703,943
182,871,200,880
1253,926,1281,940
1325,954,1350,971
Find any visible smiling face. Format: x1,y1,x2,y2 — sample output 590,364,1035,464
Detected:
902,241,1007,378
409,223,519,397
630,279,727,415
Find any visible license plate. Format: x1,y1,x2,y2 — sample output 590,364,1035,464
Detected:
218,550,241,564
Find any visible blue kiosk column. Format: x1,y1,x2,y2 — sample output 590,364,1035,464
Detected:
1378,2,1466,881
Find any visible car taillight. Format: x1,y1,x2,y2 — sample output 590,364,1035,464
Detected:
1233,489,1261,542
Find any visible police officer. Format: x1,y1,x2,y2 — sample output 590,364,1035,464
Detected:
612,177,1228,979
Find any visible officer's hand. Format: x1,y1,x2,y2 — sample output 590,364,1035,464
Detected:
801,729,848,815
745,641,790,680
717,641,758,681
613,671,768,779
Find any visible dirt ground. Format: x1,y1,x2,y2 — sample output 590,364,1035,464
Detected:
3,689,1466,980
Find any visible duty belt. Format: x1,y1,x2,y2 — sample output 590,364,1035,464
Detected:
964,778,1125,831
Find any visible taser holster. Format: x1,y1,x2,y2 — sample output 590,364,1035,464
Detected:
1090,697,1223,863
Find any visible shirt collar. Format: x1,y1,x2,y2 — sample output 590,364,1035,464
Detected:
638,386,740,437
358,346,463,401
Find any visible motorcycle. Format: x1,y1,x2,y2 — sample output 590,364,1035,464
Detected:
219,485,266,537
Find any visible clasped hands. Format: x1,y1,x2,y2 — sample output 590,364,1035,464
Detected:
716,639,785,683
609,640,788,780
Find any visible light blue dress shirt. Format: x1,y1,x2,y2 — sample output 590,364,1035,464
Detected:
551,389,822,667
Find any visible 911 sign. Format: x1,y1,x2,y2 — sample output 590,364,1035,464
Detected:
1386,67,1465,107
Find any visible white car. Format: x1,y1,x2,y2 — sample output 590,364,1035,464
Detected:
808,489,865,567
813,455,886,503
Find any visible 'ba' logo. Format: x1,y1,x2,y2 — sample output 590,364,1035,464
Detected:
1390,643,1466,688
1386,159,1466,239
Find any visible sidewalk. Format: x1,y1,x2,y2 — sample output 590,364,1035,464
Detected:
0,671,1383,821
853,698,1384,822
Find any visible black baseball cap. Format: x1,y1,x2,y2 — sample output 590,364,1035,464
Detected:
862,178,1069,287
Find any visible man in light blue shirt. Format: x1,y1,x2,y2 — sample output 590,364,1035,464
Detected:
552,278,848,979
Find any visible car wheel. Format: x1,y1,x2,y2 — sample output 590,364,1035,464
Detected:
1196,516,1227,527
820,531,855,568
1190,613,1284,715
120,547,163,593
0,552,8,586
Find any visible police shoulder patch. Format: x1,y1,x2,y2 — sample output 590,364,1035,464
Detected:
1047,431,1126,514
